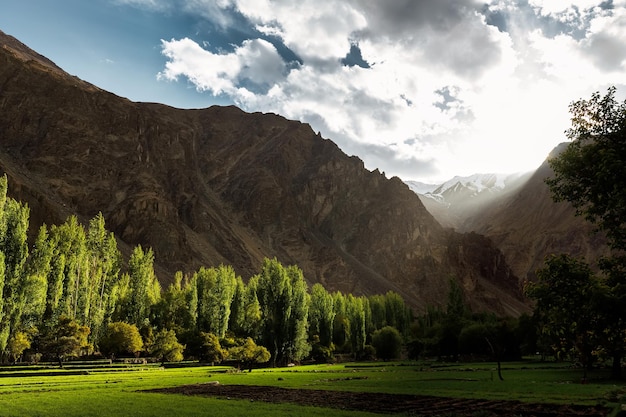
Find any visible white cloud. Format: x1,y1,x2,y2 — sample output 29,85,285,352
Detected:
156,0,626,181
159,37,285,95
528,0,603,15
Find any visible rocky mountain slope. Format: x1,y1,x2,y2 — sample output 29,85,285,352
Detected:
409,146,608,281
0,30,528,315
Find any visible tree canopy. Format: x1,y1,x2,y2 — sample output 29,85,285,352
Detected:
547,86,626,251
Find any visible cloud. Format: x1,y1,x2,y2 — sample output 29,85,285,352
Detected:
158,37,286,95
151,0,626,181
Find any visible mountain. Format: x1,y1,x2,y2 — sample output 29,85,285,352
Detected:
0,30,528,315
407,173,532,229
410,147,608,281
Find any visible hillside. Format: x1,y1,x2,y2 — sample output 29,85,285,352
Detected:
411,146,608,281
407,173,532,229
0,30,528,315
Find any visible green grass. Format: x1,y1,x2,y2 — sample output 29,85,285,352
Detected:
0,360,624,416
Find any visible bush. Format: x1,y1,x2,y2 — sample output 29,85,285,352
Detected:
372,326,403,361
99,322,143,358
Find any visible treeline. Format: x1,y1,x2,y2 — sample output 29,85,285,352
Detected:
0,176,414,365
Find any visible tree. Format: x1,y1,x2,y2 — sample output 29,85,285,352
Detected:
0,197,30,357
345,294,366,358
546,87,626,378
547,87,626,251
228,337,270,371
125,246,161,327
525,254,600,372
199,332,227,364
7,331,30,363
39,316,90,367
372,326,403,361
149,329,184,364
194,265,237,338
99,322,143,358
309,284,335,347
85,213,122,346
255,258,310,366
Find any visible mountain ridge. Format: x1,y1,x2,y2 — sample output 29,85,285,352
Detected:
0,29,528,315
408,145,608,281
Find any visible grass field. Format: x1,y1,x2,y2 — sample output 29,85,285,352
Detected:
0,360,624,416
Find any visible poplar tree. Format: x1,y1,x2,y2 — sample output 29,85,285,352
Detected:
86,213,121,344
0,197,30,355
255,259,311,365
126,246,160,327
309,283,335,347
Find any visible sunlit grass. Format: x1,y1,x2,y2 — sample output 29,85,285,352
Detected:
0,360,623,416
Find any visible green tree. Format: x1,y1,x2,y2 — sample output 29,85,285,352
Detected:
345,294,366,358
85,213,122,345
227,277,246,336
22,226,51,328
255,258,310,366
228,337,270,371
309,284,335,347
149,329,184,364
0,196,30,357
125,246,160,327
154,272,195,335
39,316,90,367
547,87,626,251
525,254,600,371
196,265,237,338
49,216,90,324
99,321,143,358
199,332,227,364
372,326,403,361
7,330,30,363
545,87,626,378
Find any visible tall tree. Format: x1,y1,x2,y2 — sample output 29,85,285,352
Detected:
23,226,52,328
85,213,122,345
546,87,626,378
255,258,310,366
547,87,626,251
345,294,366,357
284,265,310,362
0,197,30,355
309,284,335,347
125,246,160,327
525,254,600,372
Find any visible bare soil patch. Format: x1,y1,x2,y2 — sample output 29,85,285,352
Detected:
145,383,610,416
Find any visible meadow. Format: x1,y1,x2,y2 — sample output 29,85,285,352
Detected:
0,360,624,416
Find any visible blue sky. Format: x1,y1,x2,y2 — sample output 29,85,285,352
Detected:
2,0,626,182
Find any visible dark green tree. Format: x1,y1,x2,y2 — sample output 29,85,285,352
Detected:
546,87,626,378
372,326,403,361
525,254,600,372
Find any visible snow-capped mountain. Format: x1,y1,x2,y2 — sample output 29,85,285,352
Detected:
405,172,532,229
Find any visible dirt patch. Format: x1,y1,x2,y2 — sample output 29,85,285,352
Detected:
145,383,611,416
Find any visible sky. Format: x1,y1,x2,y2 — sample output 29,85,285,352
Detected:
2,1,626,183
